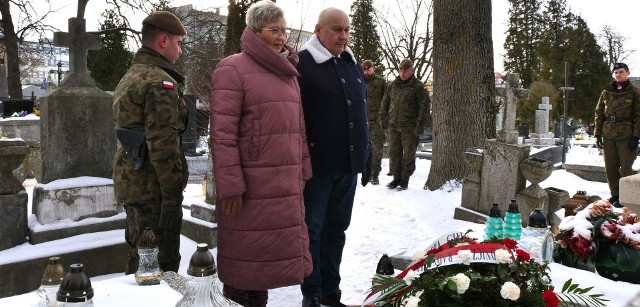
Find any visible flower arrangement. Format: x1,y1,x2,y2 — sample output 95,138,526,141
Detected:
365,231,607,307
554,199,640,273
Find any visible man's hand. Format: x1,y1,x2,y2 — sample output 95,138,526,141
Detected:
595,135,603,149
361,167,372,187
220,195,243,216
629,136,640,151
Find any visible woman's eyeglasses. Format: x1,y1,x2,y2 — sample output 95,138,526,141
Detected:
262,28,288,38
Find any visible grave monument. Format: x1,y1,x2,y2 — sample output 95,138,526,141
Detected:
455,74,567,231
531,96,555,146
40,3,115,183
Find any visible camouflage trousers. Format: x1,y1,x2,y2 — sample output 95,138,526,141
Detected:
124,202,182,274
603,137,638,196
369,121,387,178
387,125,420,183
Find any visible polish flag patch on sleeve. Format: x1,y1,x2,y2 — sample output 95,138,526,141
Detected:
162,80,175,89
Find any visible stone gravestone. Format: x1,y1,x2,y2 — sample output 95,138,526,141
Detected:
531,97,554,146
477,139,531,217
455,75,531,222
496,73,529,144
455,149,485,223
473,74,530,216
40,17,116,183
0,139,28,251
516,157,553,226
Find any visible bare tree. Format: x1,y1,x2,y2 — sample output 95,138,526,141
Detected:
0,0,58,99
374,0,433,81
18,40,51,84
425,0,495,190
174,6,226,112
599,25,635,68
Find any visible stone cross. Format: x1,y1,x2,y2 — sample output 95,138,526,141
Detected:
535,97,552,134
533,96,554,146
53,17,101,88
496,73,529,144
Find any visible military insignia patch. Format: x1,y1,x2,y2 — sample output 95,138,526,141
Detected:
162,80,175,89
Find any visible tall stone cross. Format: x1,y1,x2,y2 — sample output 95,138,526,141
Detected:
495,73,529,144
53,17,101,88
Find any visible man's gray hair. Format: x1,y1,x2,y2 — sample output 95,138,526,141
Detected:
246,0,285,31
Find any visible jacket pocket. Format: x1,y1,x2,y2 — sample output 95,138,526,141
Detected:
249,119,261,160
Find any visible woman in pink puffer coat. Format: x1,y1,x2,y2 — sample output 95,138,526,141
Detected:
210,1,312,306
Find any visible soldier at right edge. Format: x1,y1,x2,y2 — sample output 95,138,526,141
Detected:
594,62,640,207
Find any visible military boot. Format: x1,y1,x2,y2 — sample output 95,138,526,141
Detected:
397,179,409,191
370,176,380,185
387,179,400,189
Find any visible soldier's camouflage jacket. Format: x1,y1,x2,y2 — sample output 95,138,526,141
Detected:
365,74,387,124
379,75,430,128
112,46,188,207
594,81,640,139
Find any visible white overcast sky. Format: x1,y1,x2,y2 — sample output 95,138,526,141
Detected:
21,0,640,76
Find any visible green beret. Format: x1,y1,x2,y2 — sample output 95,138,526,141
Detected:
143,11,187,36
361,60,374,70
399,58,413,70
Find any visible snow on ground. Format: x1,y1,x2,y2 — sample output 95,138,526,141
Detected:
2,146,640,306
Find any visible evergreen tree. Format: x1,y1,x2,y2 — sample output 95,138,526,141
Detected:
224,0,261,56
562,15,610,123
503,0,542,87
349,0,383,75
536,0,569,86
87,9,133,91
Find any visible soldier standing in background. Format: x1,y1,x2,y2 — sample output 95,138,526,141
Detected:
362,60,387,185
594,62,640,207
379,58,429,191
112,11,189,274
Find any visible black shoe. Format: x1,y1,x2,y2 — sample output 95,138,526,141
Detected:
370,176,379,185
387,179,400,189
302,296,321,307
397,180,408,191
386,172,392,176
608,196,619,204
320,291,347,307
613,200,623,208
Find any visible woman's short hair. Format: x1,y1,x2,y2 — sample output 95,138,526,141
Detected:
246,0,285,31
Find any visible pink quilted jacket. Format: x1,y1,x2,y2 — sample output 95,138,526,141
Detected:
210,27,312,290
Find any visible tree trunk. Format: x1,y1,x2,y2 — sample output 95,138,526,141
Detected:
0,0,23,99
426,0,494,190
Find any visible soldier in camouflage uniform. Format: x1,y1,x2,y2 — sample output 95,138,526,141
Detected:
379,58,429,190
594,62,640,207
362,60,387,185
112,11,189,274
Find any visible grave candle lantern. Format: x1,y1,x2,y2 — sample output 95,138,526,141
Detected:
484,203,504,240
175,243,241,307
519,208,555,263
504,199,522,240
56,264,93,307
135,227,162,285
37,256,65,307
